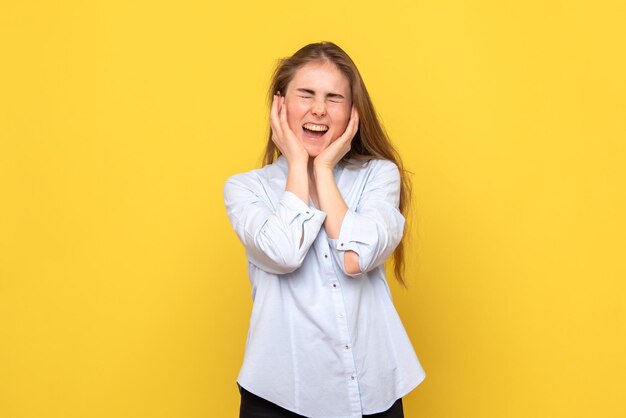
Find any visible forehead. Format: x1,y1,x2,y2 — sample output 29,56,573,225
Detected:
288,61,350,94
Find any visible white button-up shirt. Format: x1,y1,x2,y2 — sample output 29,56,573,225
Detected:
224,156,426,418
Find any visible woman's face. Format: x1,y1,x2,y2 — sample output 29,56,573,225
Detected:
284,61,352,158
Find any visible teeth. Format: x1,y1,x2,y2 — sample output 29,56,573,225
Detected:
303,123,329,132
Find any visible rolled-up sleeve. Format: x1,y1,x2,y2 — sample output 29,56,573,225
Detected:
224,177,326,275
328,161,405,276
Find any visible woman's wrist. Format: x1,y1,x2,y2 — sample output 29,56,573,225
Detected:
286,160,309,203
284,151,308,167
287,157,309,171
313,161,334,179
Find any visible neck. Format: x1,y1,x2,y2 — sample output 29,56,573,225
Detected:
307,158,316,181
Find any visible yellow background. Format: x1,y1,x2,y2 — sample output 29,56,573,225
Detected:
1,1,624,417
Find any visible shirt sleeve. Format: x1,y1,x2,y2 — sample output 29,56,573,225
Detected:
224,176,326,275
328,160,406,277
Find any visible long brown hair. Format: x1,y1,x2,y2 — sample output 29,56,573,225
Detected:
263,42,412,287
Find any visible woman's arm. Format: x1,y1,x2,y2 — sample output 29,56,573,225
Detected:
224,177,325,275
222,94,325,275
325,160,405,276
313,107,361,274
272,93,310,205
313,167,361,274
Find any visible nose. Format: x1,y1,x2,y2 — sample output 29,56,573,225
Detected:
311,99,327,117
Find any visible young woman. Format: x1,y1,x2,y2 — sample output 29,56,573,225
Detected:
224,42,426,418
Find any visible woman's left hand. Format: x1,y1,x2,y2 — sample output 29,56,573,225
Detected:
314,106,359,170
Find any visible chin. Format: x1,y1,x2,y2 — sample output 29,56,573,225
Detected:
302,139,334,159
305,151,320,159
304,145,326,158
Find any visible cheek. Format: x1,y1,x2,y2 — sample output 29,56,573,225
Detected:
332,108,351,134
285,102,306,130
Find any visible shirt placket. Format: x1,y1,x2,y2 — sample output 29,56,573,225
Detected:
316,232,363,417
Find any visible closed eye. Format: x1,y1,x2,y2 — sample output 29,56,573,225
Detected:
327,93,345,103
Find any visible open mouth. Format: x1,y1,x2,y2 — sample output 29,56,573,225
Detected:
302,122,329,138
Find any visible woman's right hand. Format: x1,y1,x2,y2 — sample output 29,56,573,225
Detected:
270,93,309,166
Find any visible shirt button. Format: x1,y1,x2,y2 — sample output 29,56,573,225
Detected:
351,375,355,380
340,243,344,247
332,283,337,288
345,345,350,349
324,254,328,258
305,211,310,215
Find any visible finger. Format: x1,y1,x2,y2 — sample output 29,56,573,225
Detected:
350,106,359,130
278,96,292,134
270,94,278,124
347,107,359,138
270,96,280,142
270,94,283,142
336,107,359,144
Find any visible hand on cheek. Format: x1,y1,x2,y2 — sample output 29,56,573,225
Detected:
269,93,309,166
314,106,359,170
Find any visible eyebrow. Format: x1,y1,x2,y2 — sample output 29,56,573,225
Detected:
296,88,345,100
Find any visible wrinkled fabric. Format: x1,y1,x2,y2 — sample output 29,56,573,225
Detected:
224,156,426,418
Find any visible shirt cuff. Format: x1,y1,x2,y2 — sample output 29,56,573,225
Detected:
280,191,325,222
328,210,362,253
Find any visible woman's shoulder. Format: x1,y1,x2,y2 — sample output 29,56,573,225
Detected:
224,157,288,189
343,157,399,173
